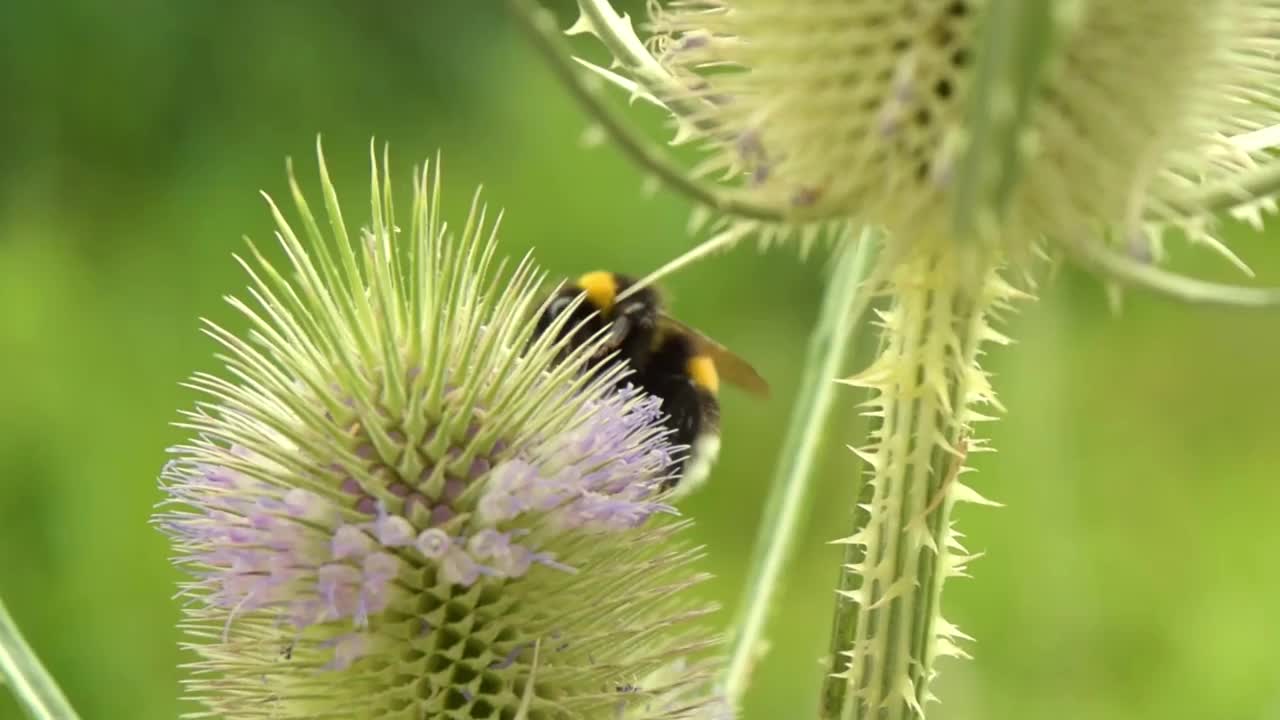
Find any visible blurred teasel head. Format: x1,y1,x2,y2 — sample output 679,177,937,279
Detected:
563,1,1280,291
154,142,724,719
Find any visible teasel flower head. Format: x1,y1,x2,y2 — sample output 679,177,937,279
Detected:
154,143,726,719
565,1,1280,280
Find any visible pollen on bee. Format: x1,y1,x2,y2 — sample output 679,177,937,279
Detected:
686,355,719,395
576,271,618,311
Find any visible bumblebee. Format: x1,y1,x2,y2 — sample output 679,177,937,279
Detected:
534,271,769,494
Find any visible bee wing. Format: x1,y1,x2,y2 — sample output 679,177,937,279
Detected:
659,313,771,398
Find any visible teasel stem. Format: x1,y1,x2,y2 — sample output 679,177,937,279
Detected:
0,596,81,720
818,343,880,720
722,227,877,706
834,243,1017,720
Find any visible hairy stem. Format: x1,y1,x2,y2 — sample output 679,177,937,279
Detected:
722,228,877,705
0,597,81,720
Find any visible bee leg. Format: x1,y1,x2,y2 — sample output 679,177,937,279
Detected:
600,313,632,355
608,297,658,368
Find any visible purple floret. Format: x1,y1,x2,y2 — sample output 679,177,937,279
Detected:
158,383,676,670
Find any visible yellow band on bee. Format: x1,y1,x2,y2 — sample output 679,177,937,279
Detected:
576,271,618,311
686,355,719,395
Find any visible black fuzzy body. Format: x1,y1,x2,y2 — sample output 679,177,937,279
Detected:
534,273,720,488
639,331,720,487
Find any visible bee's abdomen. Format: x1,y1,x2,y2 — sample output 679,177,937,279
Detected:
639,335,720,489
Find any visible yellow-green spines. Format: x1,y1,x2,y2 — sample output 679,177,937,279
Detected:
155,144,726,719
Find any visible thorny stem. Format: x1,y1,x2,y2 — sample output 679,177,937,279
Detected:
819,331,884,720
0,596,81,720
836,245,1011,720
820,431,971,720
722,229,877,705
821,523,868,720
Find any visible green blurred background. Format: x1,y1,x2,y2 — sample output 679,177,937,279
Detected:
1,2,1279,718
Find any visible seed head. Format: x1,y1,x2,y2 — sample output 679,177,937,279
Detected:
639,1,1280,258
155,144,723,719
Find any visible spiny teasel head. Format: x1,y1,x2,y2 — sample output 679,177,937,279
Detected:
154,142,726,719
573,1,1280,268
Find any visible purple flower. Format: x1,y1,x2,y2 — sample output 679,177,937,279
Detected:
154,146,721,719
160,386,676,659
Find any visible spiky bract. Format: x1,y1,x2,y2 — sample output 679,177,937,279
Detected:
155,145,722,719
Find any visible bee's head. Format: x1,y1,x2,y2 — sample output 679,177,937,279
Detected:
535,271,660,366
536,271,624,352
573,271,623,314
541,272,625,320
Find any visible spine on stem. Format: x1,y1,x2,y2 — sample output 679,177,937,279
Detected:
834,242,1019,719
